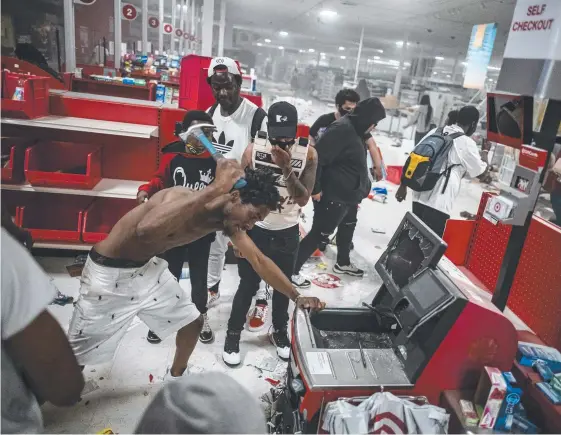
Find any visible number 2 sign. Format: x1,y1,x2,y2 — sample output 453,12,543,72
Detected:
122,4,138,20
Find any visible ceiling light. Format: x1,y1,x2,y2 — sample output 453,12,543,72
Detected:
278,46,284,50
374,56,381,60
339,46,345,51
367,59,373,63
320,52,326,56
396,41,404,46
279,31,288,37
435,56,444,60
308,48,315,53
299,49,305,53
404,62,411,66
433,71,438,75
340,55,346,59
377,49,384,53
257,42,263,46
446,74,451,78
319,10,338,18
264,38,271,43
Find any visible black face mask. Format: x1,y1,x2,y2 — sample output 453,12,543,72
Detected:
269,138,295,149
339,107,351,116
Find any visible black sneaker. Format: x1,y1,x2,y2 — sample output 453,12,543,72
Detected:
333,263,364,277
269,328,291,361
51,291,74,306
147,330,162,344
222,330,241,367
199,313,214,344
291,274,311,289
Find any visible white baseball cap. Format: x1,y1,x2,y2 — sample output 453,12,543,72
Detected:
207,57,242,78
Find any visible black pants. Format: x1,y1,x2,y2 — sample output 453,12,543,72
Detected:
294,199,358,274
159,233,214,315
228,224,299,332
412,201,449,238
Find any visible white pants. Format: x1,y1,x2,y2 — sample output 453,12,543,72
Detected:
68,256,201,366
207,231,229,288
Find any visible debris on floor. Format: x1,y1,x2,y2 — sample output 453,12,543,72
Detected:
82,379,100,396
51,291,74,306
250,353,279,372
311,273,343,289
371,227,386,234
149,374,154,383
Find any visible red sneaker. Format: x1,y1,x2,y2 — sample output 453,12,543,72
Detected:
247,303,269,332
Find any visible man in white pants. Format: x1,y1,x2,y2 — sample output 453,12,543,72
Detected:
205,57,267,303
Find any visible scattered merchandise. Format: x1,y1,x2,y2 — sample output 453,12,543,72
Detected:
494,371,522,431
371,227,386,234
533,359,554,382
536,382,561,405
473,366,506,429
311,273,342,289
511,414,540,434
459,399,479,426
252,353,279,372
12,87,24,101
517,341,561,371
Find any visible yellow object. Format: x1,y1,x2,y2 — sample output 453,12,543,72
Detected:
404,153,429,179
97,429,114,434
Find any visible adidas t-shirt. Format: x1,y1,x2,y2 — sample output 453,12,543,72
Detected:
208,98,267,163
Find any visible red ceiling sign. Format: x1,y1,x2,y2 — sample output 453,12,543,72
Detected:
122,4,137,20
175,29,183,37
148,17,159,28
163,23,173,34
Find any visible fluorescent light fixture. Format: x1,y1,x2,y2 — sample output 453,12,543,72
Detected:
435,56,444,60
319,9,337,18
396,41,404,46
299,49,305,53
279,31,288,37
404,62,410,66
278,46,284,50
257,42,263,46
433,71,438,75
308,48,315,53
373,56,381,60
377,49,384,53
320,52,326,56
264,38,271,43
340,55,346,59
339,46,345,51
389,59,399,65
446,74,451,78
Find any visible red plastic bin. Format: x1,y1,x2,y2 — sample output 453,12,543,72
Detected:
24,141,102,189
1,138,32,183
385,165,403,185
19,194,93,242
82,198,137,243
1,72,50,119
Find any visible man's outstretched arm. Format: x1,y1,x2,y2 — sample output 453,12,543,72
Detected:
231,231,325,310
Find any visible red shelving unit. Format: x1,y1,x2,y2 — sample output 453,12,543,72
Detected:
1,89,162,250
1,138,33,184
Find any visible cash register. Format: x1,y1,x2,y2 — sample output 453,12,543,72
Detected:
282,212,518,433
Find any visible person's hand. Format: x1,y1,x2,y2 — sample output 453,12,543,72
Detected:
215,158,245,193
295,296,326,311
312,192,322,202
271,145,292,170
372,166,383,181
137,191,149,204
233,246,244,258
395,184,407,202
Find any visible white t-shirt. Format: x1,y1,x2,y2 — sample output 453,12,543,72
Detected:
1,229,57,434
412,125,487,215
208,98,267,163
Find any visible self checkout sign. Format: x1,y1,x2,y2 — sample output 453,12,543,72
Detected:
163,23,173,34
175,29,183,37
148,17,159,28
122,4,138,20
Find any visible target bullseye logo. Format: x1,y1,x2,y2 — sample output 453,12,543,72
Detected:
494,202,501,213
163,23,173,34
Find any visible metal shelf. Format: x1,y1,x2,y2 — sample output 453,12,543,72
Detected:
33,242,92,251
1,178,145,199
1,116,158,138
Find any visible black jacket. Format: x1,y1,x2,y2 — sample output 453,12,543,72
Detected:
314,98,386,205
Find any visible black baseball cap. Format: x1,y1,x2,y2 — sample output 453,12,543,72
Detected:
267,101,298,138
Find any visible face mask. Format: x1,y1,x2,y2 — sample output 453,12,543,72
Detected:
269,138,295,149
339,107,351,116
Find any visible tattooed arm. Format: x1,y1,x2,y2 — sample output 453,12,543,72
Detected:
271,145,318,207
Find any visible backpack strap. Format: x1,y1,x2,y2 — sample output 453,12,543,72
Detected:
207,103,218,117
250,107,267,141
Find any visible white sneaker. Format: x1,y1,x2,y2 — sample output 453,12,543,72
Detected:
207,289,221,307
333,263,364,277
222,331,241,367
291,274,311,289
269,328,291,361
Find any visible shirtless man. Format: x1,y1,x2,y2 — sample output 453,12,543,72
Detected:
68,158,324,378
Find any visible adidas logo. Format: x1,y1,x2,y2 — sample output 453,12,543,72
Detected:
199,168,214,185
218,132,234,150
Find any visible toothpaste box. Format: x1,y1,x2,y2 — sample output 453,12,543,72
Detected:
474,366,507,429
494,372,523,431
517,341,561,372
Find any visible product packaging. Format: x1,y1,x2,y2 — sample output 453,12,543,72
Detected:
12,87,24,101
155,84,166,103
474,366,506,429
536,382,561,405
494,372,523,431
533,359,555,382
459,399,479,426
517,341,561,371
511,414,539,434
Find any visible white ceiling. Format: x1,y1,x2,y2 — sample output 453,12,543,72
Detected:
225,0,517,63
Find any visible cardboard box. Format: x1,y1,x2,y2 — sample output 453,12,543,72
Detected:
495,372,523,431
474,367,507,429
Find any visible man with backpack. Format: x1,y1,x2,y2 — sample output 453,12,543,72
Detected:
205,57,267,304
396,106,488,237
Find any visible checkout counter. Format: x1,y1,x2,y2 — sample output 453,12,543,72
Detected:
283,212,518,433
